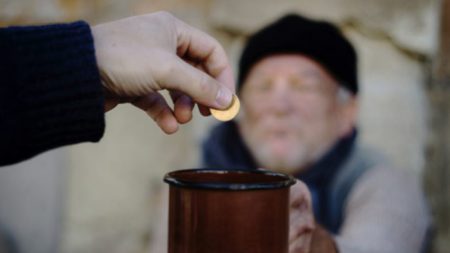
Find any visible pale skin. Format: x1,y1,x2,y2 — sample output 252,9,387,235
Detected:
92,11,235,134
289,180,315,253
239,54,357,175
238,54,358,252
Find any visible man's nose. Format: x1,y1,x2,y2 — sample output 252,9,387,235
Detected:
270,80,293,116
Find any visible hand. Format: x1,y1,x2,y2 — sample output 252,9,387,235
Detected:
92,11,235,134
289,180,315,253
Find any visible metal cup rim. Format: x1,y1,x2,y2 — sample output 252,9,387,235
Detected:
164,168,296,190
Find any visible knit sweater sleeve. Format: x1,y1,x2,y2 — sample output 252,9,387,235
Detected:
334,166,431,253
0,21,105,166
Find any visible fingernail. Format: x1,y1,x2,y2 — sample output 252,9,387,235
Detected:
216,86,233,109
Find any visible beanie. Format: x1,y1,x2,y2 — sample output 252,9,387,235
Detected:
238,14,358,94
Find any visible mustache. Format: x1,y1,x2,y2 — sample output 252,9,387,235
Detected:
256,117,302,131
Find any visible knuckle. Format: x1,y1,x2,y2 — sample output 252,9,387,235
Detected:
156,61,177,88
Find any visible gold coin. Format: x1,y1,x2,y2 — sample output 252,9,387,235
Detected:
210,94,240,121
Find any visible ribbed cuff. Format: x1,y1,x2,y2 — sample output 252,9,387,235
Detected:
0,21,105,165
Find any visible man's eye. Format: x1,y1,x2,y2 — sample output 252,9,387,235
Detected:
290,80,309,91
255,81,272,92
290,79,319,93
291,80,304,90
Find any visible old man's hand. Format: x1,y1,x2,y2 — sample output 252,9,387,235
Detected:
289,180,315,253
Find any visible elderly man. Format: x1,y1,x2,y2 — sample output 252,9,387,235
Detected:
202,14,430,253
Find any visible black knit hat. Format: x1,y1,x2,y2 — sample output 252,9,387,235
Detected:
238,14,358,94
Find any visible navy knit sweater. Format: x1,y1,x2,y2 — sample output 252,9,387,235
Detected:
0,21,105,166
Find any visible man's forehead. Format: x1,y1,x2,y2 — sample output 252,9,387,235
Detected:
249,54,332,79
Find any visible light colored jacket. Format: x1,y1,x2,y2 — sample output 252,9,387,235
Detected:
334,144,431,253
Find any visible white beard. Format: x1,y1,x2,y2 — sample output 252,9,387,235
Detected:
238,118,317,174
248,140,310,174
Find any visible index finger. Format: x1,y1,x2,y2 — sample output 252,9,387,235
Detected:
175,18,235,94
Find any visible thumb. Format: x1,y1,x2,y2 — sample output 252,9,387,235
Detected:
157,56,233,109
290,180,312,209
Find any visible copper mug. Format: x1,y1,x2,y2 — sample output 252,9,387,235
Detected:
164,168,296,253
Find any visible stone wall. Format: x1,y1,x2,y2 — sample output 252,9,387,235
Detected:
0,0,446,252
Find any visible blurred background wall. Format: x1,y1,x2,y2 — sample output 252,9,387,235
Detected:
0,0,448,252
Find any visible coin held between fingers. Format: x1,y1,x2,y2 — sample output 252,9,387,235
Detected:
210,94,240,121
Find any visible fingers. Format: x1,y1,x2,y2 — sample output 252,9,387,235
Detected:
169,91,211,120
157,56,233,109
131,93,179,134
289,180,315,252
104,98,119,112
175,19,236,94
198,104,211,116
290,210,314,253
289,206,315,242
170,91,194,124
182,59,211,117
289,233,312,253
290,180,312,209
